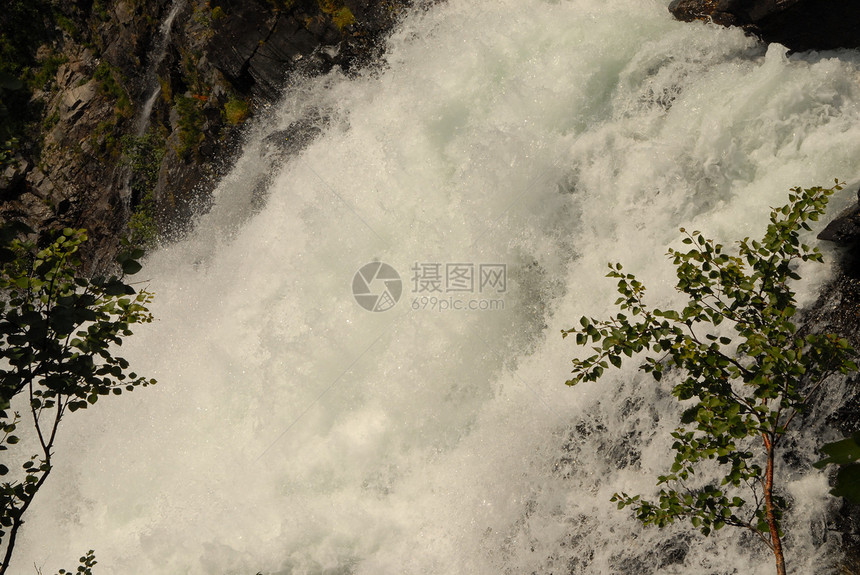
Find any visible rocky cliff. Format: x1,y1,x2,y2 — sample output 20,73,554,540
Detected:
0,0,411,268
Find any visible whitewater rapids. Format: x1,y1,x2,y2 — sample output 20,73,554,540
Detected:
15,0,860,573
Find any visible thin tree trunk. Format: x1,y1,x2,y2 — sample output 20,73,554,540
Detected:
0,519,18,575
1,399,58,575
0,463,53,575
763,435,787,575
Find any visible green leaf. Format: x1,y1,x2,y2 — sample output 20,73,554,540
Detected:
831,464,860,504
104,278,135,296
815,434,860,467
121,259,143,275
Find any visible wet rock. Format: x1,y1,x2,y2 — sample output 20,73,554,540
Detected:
818,190,860,245
204,1,275,94
262,113,327,159
205,1,338,98
244,113,328,210
669,0,860,52
800,244,860,569
819,208,860,244
608,535,690,574
668,0,742,26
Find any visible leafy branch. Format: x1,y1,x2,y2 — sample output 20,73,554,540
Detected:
0,222,155,574
563,182,856,575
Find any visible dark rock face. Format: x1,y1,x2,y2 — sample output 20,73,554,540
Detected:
818,189,860,245
146,0,412,241
669,0,860,52
205,0,411,99
0,0,412,267
206,1,331,98
801,256,860,571
668,0,742,26
0,1,170,270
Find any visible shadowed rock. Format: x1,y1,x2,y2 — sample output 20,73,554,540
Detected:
262,115,326,159
669,0,860,52
818,189,860,245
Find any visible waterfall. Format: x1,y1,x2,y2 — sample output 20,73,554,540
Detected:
14,0,860,573
133,0,185,137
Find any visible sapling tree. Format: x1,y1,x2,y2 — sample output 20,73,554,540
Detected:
562,182,856,575
0,222,155,574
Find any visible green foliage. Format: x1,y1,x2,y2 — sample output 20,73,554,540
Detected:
0,222,155,574
93,61,132,117
0,138,19,172
91,0,110,22
0,73,23,92
157,74,173,105
127,203,159,251
193,6,212,27
122,129,166,248
55,550,96,575
89,119,121,158
318,0,355,29
181,51,206,96
331,6,356,30
563,182,856,573
223,97,250,125
190,0,218,37
26,52,68,92
815,433,860,503
53,11,80,40
122,130,166,198
0,1,53,79
174,94,205,159
42,109,60,133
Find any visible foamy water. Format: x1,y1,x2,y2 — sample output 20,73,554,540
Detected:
14,0,860,573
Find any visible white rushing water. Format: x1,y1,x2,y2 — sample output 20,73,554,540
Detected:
133,0,186,136
14,0,860,573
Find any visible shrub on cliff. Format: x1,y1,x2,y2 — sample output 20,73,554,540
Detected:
564,182,856,575
0,222,156,574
